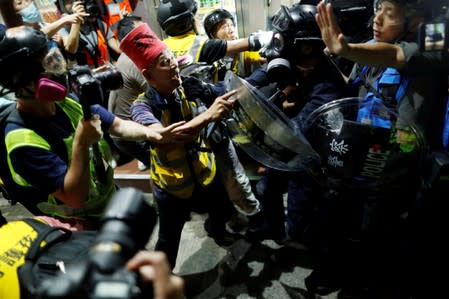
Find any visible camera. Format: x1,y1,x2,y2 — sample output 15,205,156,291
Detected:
68,64,123,116
37,188,158,299
417,2,449,52
80,0,101,17
419,21,448,52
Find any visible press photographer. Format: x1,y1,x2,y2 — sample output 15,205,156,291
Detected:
0,25,188,230
56,0,122,67
0,188,184,299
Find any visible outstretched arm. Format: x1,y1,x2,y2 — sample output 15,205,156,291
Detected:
109,117,190,144
171,89,238,139
315,1,406,69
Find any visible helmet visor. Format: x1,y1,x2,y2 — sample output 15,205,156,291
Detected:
42,44,67,75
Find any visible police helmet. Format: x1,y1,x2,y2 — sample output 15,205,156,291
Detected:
157,0,198,36
203,9,234,38
0,26,48,92
261,4,323,64
271,4,321,39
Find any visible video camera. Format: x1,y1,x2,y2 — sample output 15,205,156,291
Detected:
37,188,158,299
68,65,123,116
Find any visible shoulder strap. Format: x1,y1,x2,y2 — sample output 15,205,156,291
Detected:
18,219,72,296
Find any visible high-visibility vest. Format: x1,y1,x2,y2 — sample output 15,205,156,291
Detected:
0,219,44,299
102,0,132,38
5,98,116,218
81,25,110,67
163,32,206,62
146,88,216,198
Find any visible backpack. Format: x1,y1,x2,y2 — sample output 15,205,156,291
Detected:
0,218,96,299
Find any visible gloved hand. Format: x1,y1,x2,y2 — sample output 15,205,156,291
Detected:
182,76,217,105
248,30,273,51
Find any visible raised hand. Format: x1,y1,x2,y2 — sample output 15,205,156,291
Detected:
315,1,349,56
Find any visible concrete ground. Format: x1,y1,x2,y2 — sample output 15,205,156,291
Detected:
0,193,341,299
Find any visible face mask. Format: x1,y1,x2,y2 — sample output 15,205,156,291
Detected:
18,2,42,23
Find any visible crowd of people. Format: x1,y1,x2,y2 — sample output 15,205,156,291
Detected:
0,0,447,298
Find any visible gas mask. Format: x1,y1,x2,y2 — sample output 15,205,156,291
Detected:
260,4,322,84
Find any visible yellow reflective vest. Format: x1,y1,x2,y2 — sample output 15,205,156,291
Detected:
163,32,206,61
5,98,116,219
144,88,216,198
0,220,44,299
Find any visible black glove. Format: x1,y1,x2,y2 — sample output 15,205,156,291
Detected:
182,76,217,106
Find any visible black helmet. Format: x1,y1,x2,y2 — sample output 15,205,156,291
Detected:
0,26,48,92
271,4,321,39
157,0,198,36
203,8,234,38
261,4,323,63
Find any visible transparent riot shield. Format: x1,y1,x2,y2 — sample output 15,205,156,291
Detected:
302,97,425,190
223,71,320,172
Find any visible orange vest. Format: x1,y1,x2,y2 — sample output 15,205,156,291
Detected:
83,27,109,67
102,0,132,38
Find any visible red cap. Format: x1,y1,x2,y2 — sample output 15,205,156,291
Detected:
119,23,167,71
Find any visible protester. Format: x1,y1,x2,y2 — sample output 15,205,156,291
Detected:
120,22,239,268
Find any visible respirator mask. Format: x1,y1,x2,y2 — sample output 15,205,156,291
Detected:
260,4,322,84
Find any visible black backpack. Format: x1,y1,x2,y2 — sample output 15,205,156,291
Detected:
17,218,96,299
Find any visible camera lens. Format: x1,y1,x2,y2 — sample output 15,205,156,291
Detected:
93,67,124,92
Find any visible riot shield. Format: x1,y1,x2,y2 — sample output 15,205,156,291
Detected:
223,71,320,172
302,97,425,190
